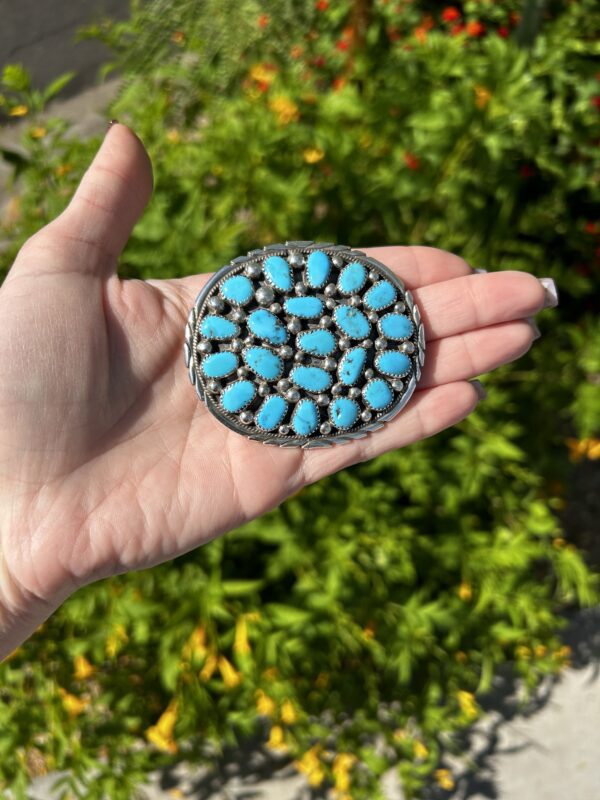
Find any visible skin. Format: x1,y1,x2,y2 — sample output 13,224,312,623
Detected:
0,124,551,660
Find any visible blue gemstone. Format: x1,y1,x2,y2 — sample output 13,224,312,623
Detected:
363,378,393,410
247,309,288,345
297,328,336,356
263,255,293,291
378,313,414,341
329,397,359,429
375,350,412,377
256,395,287,431
244,346,283,380
338,261,367,295
291,398,319,436
200,315,240,340
284,296,324,319
333,305,371,339
338,347,367,385
364,280,397,310
201,351,238,378
221,380,256,412
305,250,331,288
290,365,332,392
219,275,254,305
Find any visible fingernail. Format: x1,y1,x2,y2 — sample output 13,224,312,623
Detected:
470,379,487,400
527,316,541,340
106,119,119,135
539,277,558,308
473,267,488,274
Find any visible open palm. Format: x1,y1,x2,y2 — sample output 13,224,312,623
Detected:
0,125,549,656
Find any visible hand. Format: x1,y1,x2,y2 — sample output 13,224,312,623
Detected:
0,124,553,659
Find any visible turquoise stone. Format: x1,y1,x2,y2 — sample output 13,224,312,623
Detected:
244,346,283,380
221,380,256,412
338,347,367,385
329,397,359,429
247,309,288,345
338,261,367,295
255,395,287,430
199,315,239,340
263,255,293,291
305,250,331,288
291,398,319,436
284,296,324,319
364,280,397,310
378,313,414,341
297,328,336,356
375,350,412,377
363,378,393,410
333,305,371,339
219,274,254,305
290,365,332,392
201,351,238,378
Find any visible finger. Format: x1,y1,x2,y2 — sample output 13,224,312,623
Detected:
301,380,482,485
12,123,153,281
418,319,536,388
361,245,474,289
414,271,547,340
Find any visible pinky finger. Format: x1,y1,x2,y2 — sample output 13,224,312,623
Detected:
301,381,484,485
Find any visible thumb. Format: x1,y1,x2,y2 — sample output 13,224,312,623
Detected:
13,122,153,280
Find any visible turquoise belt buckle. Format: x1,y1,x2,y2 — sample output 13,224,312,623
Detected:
183,242,425,448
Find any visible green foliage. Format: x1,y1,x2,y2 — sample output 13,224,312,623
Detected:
1,0,599,797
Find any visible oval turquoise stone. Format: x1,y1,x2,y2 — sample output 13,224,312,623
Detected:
378,313,414,341
329,397,359,429
305,250,331,288
290,365,332,392
247,309,288,345
338,261,367,295
364,280,397,310
244,346,283,380
256,395,287,431
363,378,393,410
338,347,367,385
284,296,324,319
297,328,336,356
291,398,319,436
263,255,293,291
201,351,238,378
333,305,371,339
221,380,256,412
375,350,412,377
200,315,239,340
219,274,254,305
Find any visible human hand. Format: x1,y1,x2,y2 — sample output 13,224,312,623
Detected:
0,124,556,659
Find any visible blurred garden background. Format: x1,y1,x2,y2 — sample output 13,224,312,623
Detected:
0,0,599,798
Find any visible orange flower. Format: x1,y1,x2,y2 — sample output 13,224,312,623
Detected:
332,76,347,92
466,20,485,37
474,85,492,109
258,13,269,28
171,30,185,45
414,26,428,43
290,44,304,58
316,0,329,9
404,152,420,170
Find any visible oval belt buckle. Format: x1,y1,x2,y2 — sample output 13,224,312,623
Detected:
183,242,426,448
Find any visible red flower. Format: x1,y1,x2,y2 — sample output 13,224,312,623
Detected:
404,152,420,170
450,23,465,36
387,27,401,42
498,26,509,38
442,7,461,22
520,164,535,178
332,76,347,91
591,96,600,109
336,39,350,51
316,0,329,9
257,81,270,93
466,20,485,37
258,13,269,28
584,222,598,235
313,55,326,67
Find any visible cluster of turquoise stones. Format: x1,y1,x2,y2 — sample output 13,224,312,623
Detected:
194,249,417,441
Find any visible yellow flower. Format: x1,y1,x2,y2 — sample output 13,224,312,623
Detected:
393,728,407,742
303,147,325,164
9,104,28,117
106,623,128,658
166,128,181,144
332,753,356,792
363,620,376,640
267,725,288,752
256,689,277,718
218,655,242,688
55,163,73,177
474,85,492,109
182,625,207,661
566,437,600,462
515,645,531,661
557,645,572,660
534,644,547,658
457,690,478,719
269,95,300,125
234,617,251,656
73,655,95,681
280,699,298,725
434,769,455,791
58,688,88,719
168,790,184,799
553,537,566,549
200,649,218,681
294,745,324,786
413,740,429,759
458,582,472,602
263,666,278,681
249,63,277,85
30,126,47,139
146,701,178,754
